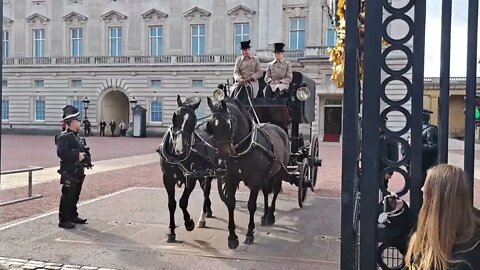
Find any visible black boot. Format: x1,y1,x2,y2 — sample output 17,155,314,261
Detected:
72,217,87,224
58,221,76,229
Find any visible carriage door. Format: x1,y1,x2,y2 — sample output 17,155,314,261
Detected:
324,98,342,142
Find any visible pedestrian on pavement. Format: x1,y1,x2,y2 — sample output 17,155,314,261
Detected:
55,105,89,229
119,120,126,136
379,116,397,195
109,120,117,137
99,119,107,136
82,119,91,137
404,164,480,270
421,109,438,184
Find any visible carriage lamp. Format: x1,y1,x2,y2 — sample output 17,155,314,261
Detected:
213,88,226,101
296,85,311,101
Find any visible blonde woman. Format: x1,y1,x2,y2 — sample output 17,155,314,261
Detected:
404,164,480,270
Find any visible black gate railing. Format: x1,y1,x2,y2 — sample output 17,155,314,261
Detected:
340,0,479,269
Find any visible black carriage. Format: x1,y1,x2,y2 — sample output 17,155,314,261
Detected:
216,71,322,208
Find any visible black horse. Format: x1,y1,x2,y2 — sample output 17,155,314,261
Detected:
157,95,217,243
206,97,290,249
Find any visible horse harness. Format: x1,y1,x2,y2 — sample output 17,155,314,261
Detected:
160,125,217,187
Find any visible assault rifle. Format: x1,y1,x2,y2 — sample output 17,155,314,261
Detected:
77,136,94,169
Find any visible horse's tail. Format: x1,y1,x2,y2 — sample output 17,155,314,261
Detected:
263,177,275,194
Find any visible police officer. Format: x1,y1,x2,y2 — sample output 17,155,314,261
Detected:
232,40,263,103
56,105,89,229
421,109,438,182
379,116,398,195
264,42,293,98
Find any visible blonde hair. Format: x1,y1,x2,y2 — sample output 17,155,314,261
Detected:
405,164,479,270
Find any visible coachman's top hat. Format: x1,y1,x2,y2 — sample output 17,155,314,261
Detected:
240,40,251,50
273,42,285,52
62,105,80,122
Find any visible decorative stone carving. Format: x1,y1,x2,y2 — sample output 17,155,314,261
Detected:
141,8,168,22
62,12,88,24
227,5,256,19
283,5,309,17
3,16,14,26
183,7,211,21
101,10,128,23
26,13,50,25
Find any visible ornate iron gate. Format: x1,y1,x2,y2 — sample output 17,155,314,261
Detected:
339,0,479,269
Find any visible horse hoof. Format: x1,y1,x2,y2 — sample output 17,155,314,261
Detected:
166,234,176,243
260,217,267,226
228,238,239,249
185,219,195,231
198,221,206,228
206,211,213,218
243,236,254,245
266,215,275,226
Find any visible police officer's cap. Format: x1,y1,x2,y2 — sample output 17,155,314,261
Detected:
240,40,251,50
423,109,433,115
62,105,80,122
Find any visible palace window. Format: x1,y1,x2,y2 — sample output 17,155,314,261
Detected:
234,23,249,54
35,99,45,121
71,99,85,119
149,26,163,56
109,27,123,56
33,29,46,57
2,99,9,120
191,24,205,55
289,18,306,50
150,100,163,123
71,28,83,56
3,31,9,58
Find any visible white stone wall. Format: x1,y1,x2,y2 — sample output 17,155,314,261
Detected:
2,0,335,136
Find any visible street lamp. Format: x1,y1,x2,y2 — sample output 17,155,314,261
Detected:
130,96,137,110
82,96,90,120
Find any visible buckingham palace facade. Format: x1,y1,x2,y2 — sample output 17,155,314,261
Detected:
2,0,339,137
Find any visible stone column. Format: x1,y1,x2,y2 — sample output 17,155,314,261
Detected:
257,0,269,50
13,0,26,57
267,0,282,46
211,0,226,54
86,0,102,55
169,2,182,54
307,0,323,46
49,0,63,57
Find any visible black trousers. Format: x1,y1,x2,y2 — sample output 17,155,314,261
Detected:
59,176,84,222
99,128,105,136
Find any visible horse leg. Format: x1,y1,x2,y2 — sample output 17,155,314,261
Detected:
165,179,177,243
226,180,239,249
197,178,212,228
260,185,270,226
244,186,260,245
267,176,282,226
205,178,213,217
179,181,196,232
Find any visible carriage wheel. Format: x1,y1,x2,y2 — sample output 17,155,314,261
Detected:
309,134,321,192
298,158,309,208
217,177,228,203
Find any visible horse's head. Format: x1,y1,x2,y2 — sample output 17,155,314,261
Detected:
171,95,201,155
206,97,236,159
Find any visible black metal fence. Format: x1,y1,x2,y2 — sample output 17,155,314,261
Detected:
341,0,479,269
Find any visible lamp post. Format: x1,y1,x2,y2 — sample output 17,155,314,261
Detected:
82,96,90,120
